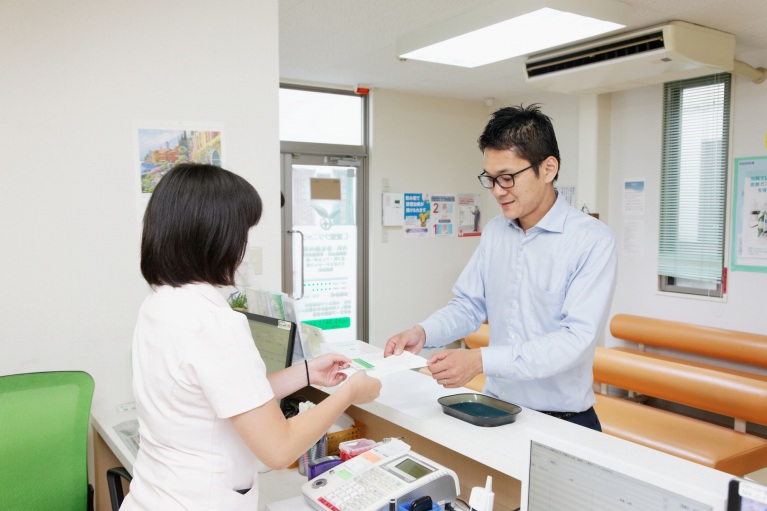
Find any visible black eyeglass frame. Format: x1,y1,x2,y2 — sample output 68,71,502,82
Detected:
477,159,545,189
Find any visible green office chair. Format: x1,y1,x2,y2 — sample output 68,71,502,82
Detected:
0,371,95,511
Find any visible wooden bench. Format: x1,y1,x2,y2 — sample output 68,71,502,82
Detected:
460,318,767,476
609,313,767,368
607,314,767,432
462,324,489,392
593,346,767,475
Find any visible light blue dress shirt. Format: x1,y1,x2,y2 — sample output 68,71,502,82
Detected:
420,192,617,412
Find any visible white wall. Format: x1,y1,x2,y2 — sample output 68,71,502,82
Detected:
0,0,281,409
367,73,763,352
606,50,766,341
3,0,762,410
366,90,581,347
367,90,487,346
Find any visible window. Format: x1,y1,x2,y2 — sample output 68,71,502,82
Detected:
279,86,364,145
658,73,731,297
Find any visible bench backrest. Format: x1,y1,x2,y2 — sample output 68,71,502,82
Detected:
464,323,490,349
610,314,767,368
593,346,767,425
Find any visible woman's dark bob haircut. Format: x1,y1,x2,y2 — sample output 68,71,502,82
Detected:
141,163,262,287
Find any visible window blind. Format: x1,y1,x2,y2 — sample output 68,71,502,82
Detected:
659,73,731,283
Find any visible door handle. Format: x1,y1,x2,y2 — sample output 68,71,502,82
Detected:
287,229,305,300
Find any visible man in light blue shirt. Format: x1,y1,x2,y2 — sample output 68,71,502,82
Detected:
384,104,617,431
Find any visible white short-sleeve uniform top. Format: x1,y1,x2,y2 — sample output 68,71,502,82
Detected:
120,283,274,511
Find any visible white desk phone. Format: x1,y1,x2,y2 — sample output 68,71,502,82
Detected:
302,439,459,511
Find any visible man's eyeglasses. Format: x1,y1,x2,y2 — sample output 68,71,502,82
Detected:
477,159,544,189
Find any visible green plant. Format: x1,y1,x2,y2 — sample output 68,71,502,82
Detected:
228,291,248,309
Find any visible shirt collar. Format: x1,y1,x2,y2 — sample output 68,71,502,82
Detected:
508,190,567,234
182,282,231,308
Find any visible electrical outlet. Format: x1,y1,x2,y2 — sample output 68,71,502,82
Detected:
248,247,263,275
116,402,136,412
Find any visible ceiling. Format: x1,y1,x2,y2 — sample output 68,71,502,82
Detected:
279,0,767,102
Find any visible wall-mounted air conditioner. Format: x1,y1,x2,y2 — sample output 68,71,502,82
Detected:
525,21,763,95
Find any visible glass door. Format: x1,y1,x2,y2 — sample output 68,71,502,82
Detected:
282,153,366,342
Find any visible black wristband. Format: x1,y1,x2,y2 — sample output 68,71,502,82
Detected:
304,359,310,386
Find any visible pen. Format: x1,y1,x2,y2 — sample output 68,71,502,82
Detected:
389,498,397,511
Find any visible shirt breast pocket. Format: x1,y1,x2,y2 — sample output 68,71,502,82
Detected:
528,284,564,326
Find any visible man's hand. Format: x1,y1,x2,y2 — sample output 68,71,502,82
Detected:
427,348,483,388
384,325,426,357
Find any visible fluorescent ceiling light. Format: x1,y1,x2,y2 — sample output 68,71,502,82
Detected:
397,0,628,68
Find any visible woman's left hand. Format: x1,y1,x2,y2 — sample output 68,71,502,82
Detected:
307,354,351,387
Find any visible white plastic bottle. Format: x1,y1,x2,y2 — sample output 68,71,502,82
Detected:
468,475,494,511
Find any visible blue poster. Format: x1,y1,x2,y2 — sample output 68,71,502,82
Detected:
403,193,430,238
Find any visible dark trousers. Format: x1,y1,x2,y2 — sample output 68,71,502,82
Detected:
564,406,602,431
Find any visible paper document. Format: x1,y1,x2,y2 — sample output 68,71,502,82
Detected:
114,419,140,457
319,340,427,378
320,340,379,358
299,322,326,358
348,351,427,379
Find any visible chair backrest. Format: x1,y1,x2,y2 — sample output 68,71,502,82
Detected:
0,371,95,511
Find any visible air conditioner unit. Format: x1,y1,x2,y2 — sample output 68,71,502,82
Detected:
525,21,736,94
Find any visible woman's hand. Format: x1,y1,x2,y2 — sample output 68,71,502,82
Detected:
343,370,381,404
307,354,351,387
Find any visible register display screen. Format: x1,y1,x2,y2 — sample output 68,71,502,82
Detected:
528,441,713,511
392,457,434,480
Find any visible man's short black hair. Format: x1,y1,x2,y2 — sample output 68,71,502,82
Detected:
141,162,262,287
477,103,561,180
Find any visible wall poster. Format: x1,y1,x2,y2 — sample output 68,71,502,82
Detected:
430,194,457,237
457,193,482,237
403,192,430,238
732,156,767,273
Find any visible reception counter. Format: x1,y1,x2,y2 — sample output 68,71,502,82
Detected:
92,367,735,511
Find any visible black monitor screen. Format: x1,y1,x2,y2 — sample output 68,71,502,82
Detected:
727,478,767,510
237,311,297,375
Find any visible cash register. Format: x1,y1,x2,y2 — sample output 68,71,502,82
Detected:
301,439,459,511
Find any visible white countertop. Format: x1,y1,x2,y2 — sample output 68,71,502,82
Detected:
92,360,736,510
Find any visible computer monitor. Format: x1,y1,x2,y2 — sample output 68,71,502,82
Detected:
727,478,767,510
237,311,297,375
522,440,719,511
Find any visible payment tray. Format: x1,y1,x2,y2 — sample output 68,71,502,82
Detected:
302,439,459,511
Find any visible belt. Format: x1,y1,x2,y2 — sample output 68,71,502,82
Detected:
538,407,592,420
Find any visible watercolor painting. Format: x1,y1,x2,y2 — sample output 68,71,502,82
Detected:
138,128,222,193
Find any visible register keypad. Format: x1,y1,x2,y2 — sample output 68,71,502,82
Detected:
320,466,404,511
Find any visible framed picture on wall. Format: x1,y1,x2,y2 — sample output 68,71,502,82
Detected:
731,156,767,273
136,125,223,194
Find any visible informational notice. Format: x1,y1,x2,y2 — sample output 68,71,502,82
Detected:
430,194,457,237
457,193,482,237
623,180,645,216
403,192,430,238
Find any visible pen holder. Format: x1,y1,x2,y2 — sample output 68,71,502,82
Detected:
298,435,327,476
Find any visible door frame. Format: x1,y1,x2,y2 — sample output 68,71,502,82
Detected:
280,147,369,342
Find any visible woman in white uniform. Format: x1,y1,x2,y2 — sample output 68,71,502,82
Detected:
121,163,381,511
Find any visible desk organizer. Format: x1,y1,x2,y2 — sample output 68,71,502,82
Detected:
326,420,366,456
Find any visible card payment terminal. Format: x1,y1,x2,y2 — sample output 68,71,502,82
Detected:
302,439,459,511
